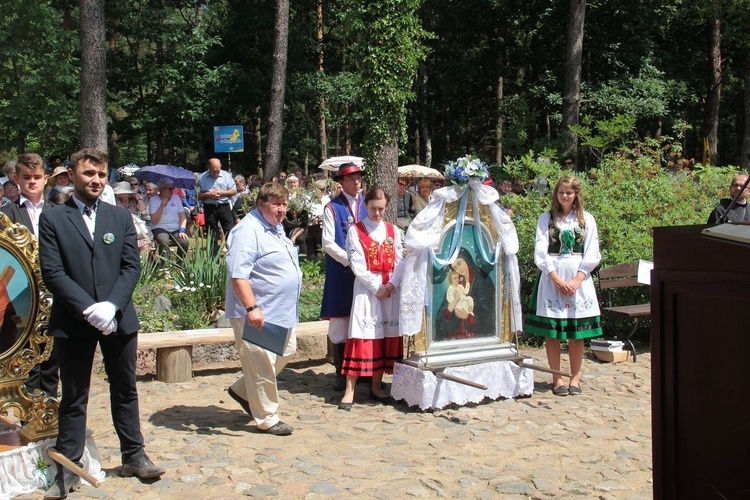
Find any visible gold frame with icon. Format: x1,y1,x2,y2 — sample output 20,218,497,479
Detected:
0,212,57,441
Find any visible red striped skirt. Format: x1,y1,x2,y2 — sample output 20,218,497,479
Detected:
341,337,403,376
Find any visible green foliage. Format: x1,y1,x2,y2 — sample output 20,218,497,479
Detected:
503,150,734,330
35,456,51,474
167,232,226,322
569,115,637,161
108,0,224,164
137,253,165,289
0,0,79,154
135,232,227,332
300,257,325,282
347,0,430,161
299,258,324,322
299,286,324,323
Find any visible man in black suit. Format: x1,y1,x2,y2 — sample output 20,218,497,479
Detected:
39,148,164,499
1,153,58,397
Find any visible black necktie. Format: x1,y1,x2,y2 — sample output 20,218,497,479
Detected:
83,205,93,217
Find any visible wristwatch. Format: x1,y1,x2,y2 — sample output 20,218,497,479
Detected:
246,305,258,312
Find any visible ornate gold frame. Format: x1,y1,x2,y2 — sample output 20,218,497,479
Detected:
405,195,517,368
0,212,57,440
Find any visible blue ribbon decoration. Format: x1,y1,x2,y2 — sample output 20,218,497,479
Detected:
471,189,498,266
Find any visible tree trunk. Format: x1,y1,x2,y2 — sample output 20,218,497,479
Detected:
79,0,107,151
418,64,432,167
414,128,420,165
703,14,722,165
265,0,290,178
496,75,504,166
317,0,328,163
561,0,586,155
254,108,263,177
344,104,351,155
373,135,399,223
741,62,750,170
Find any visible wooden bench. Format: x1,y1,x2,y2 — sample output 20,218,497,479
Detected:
138,320,329,383
597,261,650,362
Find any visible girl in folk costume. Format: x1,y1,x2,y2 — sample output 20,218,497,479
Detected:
339,187,405,411
524,175,603,396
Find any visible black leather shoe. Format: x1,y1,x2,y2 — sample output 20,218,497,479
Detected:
120,456,166,479
259,421,294,435
44,470,80,499
227,387,253,416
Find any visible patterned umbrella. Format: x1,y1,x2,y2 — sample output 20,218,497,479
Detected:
134,164,197,190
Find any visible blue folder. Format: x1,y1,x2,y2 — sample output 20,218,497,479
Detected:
242,320,290,355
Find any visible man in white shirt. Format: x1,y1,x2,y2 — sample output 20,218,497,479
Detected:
319,163,367,390
1,153,58,398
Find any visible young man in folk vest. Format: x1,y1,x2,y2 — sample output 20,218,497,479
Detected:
320,163,367,390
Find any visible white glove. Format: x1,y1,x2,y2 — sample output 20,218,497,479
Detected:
83,301,118,330
101,319,118,336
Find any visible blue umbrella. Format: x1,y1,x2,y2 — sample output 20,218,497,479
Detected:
134,164,197,190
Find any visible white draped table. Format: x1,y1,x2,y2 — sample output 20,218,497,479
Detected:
0,429,104,499
391,360,534,410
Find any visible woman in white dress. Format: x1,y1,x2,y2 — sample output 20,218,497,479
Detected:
339,187,404,411
524,175,602,396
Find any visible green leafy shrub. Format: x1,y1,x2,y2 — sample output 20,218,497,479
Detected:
299,258,324,322
167,231,226,322
504,150,734,340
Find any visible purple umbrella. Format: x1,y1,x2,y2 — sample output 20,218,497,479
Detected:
133,164,197,190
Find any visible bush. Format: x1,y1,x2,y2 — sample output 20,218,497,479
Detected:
299,258,324,322
504,150,733,339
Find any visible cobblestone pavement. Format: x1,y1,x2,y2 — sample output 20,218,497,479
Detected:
19,348,652,499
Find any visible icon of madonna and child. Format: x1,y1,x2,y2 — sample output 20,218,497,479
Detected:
432,225,497,342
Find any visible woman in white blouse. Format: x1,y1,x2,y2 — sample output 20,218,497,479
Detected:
524,175,602,396
338,187,404,411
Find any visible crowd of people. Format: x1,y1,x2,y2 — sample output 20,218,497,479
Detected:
2,147,746,497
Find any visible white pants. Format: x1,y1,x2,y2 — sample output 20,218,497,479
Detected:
327,316,350,344
230,318,297,430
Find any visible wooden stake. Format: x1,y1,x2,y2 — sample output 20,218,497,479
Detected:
46,448,102,487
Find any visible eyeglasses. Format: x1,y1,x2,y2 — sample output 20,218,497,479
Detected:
563,160,574,165
131,183,139,188
398,182,408,187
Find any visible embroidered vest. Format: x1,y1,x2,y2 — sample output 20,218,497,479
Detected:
548,211,585,255
354,221,396,285
320,193,367,318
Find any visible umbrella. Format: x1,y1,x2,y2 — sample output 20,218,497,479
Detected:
134,164,197,190
398,164,444,179
318,155,364,172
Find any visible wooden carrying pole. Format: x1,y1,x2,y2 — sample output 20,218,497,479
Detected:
46,448,102,487
512,357,572,378
434,371,488,390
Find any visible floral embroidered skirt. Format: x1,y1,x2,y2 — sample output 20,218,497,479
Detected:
524,272,603,341
341,337,403,376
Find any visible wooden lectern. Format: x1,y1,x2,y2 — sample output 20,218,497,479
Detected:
651,225,750,499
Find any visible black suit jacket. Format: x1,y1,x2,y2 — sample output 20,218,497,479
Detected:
39,198,141,338
1,198,55,234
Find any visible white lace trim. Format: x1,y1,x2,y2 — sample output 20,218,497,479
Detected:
391,360,534,410
0,428,105,497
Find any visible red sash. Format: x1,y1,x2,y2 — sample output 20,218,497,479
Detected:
355,222,396,284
